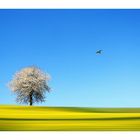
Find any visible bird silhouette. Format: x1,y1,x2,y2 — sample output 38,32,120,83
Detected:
96,50,102,54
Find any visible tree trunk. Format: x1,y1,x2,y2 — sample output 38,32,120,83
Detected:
29,91,33,106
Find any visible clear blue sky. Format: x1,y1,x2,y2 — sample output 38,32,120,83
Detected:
0,9,140,107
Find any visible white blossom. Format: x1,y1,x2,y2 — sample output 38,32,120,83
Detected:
9,66,51,105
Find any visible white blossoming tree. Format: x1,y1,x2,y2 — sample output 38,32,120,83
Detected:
9,66,51,106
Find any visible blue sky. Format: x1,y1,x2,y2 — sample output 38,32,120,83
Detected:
0,9,140,107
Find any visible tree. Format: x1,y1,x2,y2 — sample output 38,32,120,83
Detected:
9,66,51,106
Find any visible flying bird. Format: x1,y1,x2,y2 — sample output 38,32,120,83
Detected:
96,50,103,54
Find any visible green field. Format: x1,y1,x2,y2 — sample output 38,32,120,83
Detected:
1,105,140,131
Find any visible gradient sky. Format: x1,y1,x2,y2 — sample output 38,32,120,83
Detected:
0,9,140,107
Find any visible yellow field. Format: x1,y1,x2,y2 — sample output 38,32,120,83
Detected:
1,105,140,131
